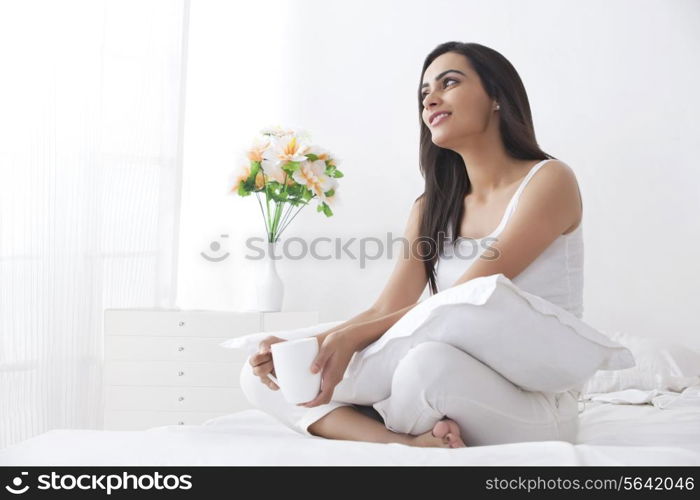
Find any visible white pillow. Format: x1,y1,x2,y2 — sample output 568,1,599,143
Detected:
219,320,345,356
581,331,700,395
222,273,635,402
328,273,634,404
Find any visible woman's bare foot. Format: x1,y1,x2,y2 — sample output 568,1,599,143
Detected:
409,418,467,448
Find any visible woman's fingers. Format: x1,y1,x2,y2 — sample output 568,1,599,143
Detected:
250,337,286,391
249,351,272,367
298,366,339,407
258,335,285,353
298,383,332,407
252,361,278,390
251,359,273,377
310,344,331,374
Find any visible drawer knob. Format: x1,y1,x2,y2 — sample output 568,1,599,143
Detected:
178,396,185,402
177,346,185,352
178,321,185,327
178,371,185,376
178,421,184,425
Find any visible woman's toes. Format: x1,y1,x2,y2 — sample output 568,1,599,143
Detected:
448,432,466,448
431,420,450,440
433,418,466,448
410,418,467,448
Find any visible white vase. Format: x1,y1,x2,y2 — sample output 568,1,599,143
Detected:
256,240,284,312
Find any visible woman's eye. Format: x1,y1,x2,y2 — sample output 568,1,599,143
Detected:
421,77,458,99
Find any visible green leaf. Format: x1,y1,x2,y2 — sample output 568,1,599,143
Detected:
249,161,260,179
283,161,301,173
290,198,310,207
266,184,288,202
321,202,333,217
306,153,318,161
286,184,303,197
237,183,251,196
324,188,335,197
325,164,344,178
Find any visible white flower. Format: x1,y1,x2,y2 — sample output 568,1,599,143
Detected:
261,160,287,184
261,134,311,181
260,125,295,138
306,144,333,163
292,159,338,201
294,128,312,142
229,162,264,192
329,154,341,167
246,136,271,163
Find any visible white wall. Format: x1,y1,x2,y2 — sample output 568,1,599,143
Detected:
177,0,700,350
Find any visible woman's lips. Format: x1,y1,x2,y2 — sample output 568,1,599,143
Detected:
432,113,451,127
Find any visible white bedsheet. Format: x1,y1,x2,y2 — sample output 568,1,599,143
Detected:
585,385,700,408
1,401,700,466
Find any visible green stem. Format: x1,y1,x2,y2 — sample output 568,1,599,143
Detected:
270,201,284,242
278,201,296,231
255,192,270,236
269,170,293,242
265,186,273,241
276,201,310,240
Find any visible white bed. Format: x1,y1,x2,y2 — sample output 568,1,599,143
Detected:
4,322,699,466
1,398,700,466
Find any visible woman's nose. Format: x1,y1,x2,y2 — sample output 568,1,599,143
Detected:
423,99,443,121
423,90,443,109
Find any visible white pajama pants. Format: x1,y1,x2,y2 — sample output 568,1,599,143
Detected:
239,340,581,446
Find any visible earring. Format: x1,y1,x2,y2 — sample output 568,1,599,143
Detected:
495,103,500,110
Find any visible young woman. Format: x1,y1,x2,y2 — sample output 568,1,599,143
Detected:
241,41,584,448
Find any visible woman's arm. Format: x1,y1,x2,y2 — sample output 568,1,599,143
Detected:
302,301,420,409
338,302,418,351
315,306,392,341
316,198,428,349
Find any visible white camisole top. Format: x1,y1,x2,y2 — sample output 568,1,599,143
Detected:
435,159,584,319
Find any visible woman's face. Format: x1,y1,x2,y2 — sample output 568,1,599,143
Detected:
420,52,495,148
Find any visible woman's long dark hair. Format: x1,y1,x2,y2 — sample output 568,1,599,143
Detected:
416,42,556,295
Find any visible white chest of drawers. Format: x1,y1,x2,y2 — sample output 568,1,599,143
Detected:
102,309,319,430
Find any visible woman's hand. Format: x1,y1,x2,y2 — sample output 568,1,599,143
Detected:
297,328,359,408
248,335,286,391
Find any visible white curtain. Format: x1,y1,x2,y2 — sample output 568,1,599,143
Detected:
0,0,190,448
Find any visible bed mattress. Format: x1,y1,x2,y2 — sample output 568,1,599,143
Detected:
1,400,699,466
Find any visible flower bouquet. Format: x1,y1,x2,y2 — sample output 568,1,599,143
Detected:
229,125,344,311
230,125,343,243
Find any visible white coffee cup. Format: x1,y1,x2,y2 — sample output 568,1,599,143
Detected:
265,337,322,404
